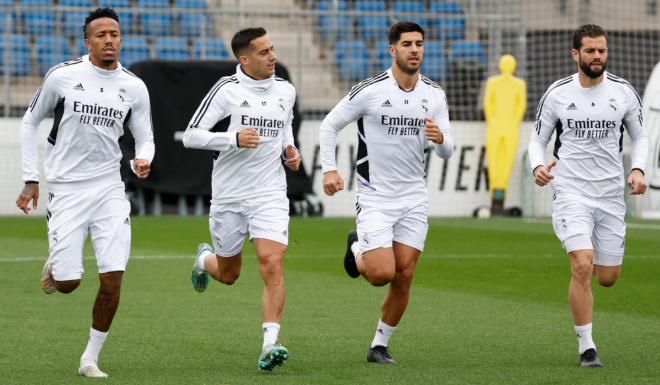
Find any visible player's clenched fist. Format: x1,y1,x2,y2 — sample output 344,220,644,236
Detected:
133,159,151,179
627,169,647,195
424,117,444,144
533,161,556,187
323,170,344,196
284,144,301,171
238,127,259,148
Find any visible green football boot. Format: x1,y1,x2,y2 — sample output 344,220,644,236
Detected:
258,342,289,372
191,243,212,293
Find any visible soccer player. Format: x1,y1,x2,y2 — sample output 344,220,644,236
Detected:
15,8,155,378
320,21,454,364
184,27,301,372
529,24,648,367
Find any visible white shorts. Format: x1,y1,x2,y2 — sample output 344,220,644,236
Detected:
355,195,429,253
552,190,626,264
46,181,131,281
209,198,289,257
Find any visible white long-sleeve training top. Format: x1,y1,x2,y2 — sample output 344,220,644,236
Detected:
182,65,297,204
528,72,648,197
21,55,155,188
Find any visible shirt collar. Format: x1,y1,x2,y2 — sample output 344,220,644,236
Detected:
82,55,122,78
387,68,420,92
236,64,274,93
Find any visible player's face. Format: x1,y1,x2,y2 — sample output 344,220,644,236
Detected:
573,36,608,79
391,32,424,75
85,17,121,68
243,35,277,80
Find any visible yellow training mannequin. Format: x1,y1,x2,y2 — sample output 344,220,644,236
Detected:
484,55,526,210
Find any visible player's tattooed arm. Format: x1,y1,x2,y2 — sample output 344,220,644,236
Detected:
627,169,647,195
16,183,39,214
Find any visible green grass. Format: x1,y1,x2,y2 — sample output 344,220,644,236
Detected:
1,216,659,384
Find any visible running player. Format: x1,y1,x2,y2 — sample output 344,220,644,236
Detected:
184,27,301,372
528,24,648,367
320,21,454,364
16,8,155,378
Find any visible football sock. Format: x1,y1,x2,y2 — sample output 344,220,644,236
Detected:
198,250,212,271
351,242,360,258
263,323,281,349
81,327,108,365
574,323,596,354
371,319,396,348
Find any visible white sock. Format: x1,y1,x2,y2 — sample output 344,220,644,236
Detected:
197,250,212,271
575,323,596,354
351,242,360,258
263,323,281,349
371,319,396,348
81,327,108,365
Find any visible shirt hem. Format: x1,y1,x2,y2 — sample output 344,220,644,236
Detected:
211,189,287,205
47,171,122,191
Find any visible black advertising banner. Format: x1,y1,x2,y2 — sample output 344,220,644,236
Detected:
120,60,313,198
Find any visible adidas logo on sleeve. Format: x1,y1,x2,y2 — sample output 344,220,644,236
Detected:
567,103,577,110
73,83,85,91
381,100,392,107
240,100,251,108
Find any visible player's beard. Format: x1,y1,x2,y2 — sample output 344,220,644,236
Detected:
102,57,117,65
579,54,606,79
394,50,421,75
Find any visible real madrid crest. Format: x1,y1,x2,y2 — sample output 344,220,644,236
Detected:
609,98,617,112
421,99,429,113
118,88,126,103
278,98,285,112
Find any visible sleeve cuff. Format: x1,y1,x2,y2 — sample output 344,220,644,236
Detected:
24,180,39,184
631,168,645,175
282,145,299,161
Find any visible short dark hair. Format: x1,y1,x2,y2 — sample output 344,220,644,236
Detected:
83,7,120,39
389,21,425,45
573,24,608,51
231,27,268,60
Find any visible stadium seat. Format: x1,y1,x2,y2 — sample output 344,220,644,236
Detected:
177,13,211,37
155,37,190,60
193,38,229,59
392,1,426,29
35,36,72,76
354,0,388,41
120,36,151,68
60,0,93,37
175,0,207,8
21,0,55,35
0,35,31,76
336,40,371,81
450,41,486,62
137,0,173,36
0,11,18,34
316,0,350,41
420,40,447,81
97,0,134,35
76,38,88,57
430,1,466,41
375,40,391,71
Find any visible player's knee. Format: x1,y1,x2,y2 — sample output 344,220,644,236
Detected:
572,260,593,281
596,271,619,287
368,268,395,287
54,279,81,294
395,268,415,286
220,270,240,285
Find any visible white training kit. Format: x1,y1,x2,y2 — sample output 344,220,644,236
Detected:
183,65,297,254
319,68,453,251
529,72,648,262
21,55,155,280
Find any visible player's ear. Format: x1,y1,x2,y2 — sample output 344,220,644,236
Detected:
389,45,395,58
84,38,91,52
571,48,579,63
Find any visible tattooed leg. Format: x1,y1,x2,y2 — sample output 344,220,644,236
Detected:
92,271,123,333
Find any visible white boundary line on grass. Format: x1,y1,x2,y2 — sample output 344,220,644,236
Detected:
2,254,659,262
524,218,660,230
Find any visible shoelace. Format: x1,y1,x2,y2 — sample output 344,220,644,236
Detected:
373,346,392,358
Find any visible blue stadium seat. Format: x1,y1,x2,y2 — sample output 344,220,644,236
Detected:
59,0,92,5
317,0,350,41
137,0,173,36
97,0,134,35
0,12,18,34
420,40,447,81
76,38,88,57
450,41,485,62
375,40,391,71
178,13,211,37
0,35,31,76
354,0,388,41
430,1,465,41
175,0,207,8
155,37,190,60
120,36,150,68
0,0,15,4
193,38,229,59
60,0,93,36
35,36,72,76
392,1,426,29
336,40,371,81
21,0,56,35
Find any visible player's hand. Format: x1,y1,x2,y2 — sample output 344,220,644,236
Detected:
16,183,39,214
628,169,647,195
238,127,259,148
323,171,344,196
133,159,151,179
284,144,301,171
533,161,556,187
424,118,444,144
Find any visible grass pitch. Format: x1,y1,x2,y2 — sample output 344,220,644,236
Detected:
0,216,659,384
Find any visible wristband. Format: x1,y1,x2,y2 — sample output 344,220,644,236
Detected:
632,168,645,176
25,181,39,184
236,132,240,148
